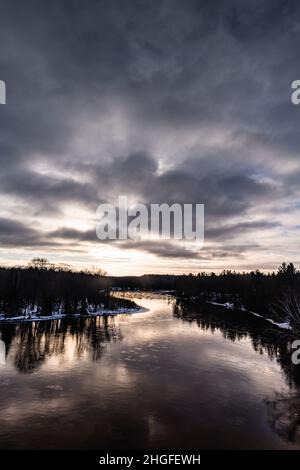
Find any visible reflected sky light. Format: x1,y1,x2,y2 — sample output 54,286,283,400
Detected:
0,293,297,449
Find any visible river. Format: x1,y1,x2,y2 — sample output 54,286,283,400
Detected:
0,292,299,449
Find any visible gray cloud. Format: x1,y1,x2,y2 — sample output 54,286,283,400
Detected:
0,217,52,247
205,221,281,241
49,227,97,242
0,0,299,271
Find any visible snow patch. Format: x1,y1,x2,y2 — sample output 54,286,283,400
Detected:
0,306,148,323
207,301,292,330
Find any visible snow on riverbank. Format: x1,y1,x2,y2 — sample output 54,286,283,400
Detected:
0,306,148,323
207,301,291,331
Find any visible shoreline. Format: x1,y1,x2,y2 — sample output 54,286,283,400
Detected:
206,301,291,330
0,305,148,324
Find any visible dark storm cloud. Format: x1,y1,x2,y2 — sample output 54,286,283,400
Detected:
0,217,47,247
84,152,281,223
49,223,266,260
0,165,98,209
116,239,261,260
205,221,281,241
0,0,299,266
0,218,93,249
49,227,97,242
43,223,263,260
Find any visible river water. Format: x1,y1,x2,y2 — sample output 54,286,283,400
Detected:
0,292,299,449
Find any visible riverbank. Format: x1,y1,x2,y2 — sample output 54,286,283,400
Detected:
205,301,291,330
0,305,148,323
113,289,293,332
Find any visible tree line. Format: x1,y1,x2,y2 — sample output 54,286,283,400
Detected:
0,259,132,318
1,259,300,325
110,262,300,327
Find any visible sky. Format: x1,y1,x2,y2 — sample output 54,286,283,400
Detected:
0,0,300,275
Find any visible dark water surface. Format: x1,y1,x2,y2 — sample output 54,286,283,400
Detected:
0,293,300,450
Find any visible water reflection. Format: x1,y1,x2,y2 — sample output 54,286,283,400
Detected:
175,298,300,446
0,333,5,366
174,299,300,388
266,392,300,444
0,315,122,373
0,293,300,449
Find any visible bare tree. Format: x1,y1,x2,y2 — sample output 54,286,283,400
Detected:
271,289,300,334
29,258,52,270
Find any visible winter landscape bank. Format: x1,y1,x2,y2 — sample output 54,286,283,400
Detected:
1,259,300,336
